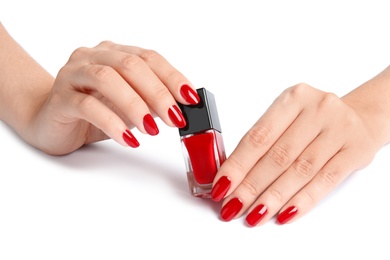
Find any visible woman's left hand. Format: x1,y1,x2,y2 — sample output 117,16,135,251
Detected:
210,68,390,226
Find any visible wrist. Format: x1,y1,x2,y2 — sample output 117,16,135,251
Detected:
342,66,390,146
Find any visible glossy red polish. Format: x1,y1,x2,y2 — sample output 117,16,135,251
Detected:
143,114,159,136
168,105,186,128
221,198,243,222
211,176,231,202
180,84,200,105
246,204,268,227
122,129,140,148
178,88,226,198
277,206,298,225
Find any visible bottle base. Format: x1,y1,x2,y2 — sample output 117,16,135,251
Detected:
187,171,212,198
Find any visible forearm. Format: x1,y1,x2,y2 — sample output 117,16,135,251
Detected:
0,23,54,138
342,65,390,146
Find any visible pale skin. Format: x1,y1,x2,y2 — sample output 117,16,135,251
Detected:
212,67,390,225
0,22,199,155
1,22,390,226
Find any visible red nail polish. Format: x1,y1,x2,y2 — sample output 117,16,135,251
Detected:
143,114,159,136
180,84,200,105
221,198,243,222
277,206,298,225
211,176,231,202
168,105,186,128
122,129,140,148
178,88,226,198
246,204,268,227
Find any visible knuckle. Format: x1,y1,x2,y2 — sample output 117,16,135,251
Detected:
226,155,246,174
268,187,284,203
150,85,171,102
322,92,339,104
97,40,115,48
56,66,71,81
126,94,144,108
240,178,261,197
287,83,312,98
268,144,292,168
87,64,115,82
77,95,97,115
138,49,160,62
163,69,183,83
69,46,89,61
119,54,143,71
317,92,340,112
77,96,117,130
318,169,341,187
244,124,272,148
276,83,312,107
293,158,315,179
301,189,318,206
119,88,145,108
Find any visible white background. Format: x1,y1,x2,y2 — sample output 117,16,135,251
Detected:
1,1,390,259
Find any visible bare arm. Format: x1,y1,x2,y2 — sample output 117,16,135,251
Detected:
0,22,54,138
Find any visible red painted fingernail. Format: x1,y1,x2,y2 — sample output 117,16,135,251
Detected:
143,114,159,136
122,129,140,148
168,105,186,128
277,206,298,225
211,176,231,202
180,85,200,105
220,198,243,222
246,204,268,227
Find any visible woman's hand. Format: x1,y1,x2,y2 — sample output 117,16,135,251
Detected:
210,67,390,226
30,41,200,155
0,21,201,156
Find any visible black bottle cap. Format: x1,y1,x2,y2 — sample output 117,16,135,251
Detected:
178,88,222,136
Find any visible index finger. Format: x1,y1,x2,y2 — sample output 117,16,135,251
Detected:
211,86,303,201
107,43,198,105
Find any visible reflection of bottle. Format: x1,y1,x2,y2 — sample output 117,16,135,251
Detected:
178,88,226,198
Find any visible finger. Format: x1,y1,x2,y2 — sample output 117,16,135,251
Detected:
66,61,159,136
105,43,200,105
245,130,344,226
275,148,367,225
217,107,325,222
67,91,139,148
88,47,190,128
211,86,304,202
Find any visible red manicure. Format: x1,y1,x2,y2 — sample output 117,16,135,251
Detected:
211,176,231,202
122,129,140,148
168,105,186,128
277,206,298,225
180,85,200,105
220,197,243,222
143,114,159,136
246,204,268,227
178,88,226,198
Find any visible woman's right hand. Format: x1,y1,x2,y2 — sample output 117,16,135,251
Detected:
29,41,200,155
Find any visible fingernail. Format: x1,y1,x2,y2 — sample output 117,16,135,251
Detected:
143,114,159,136
211,176,231,202
168,105,186,128
180,85,200,105
220,197,243,222
277,206,298,225
122,129,140,148
246,204,268,227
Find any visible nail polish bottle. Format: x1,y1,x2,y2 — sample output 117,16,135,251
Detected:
178,88,226,198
